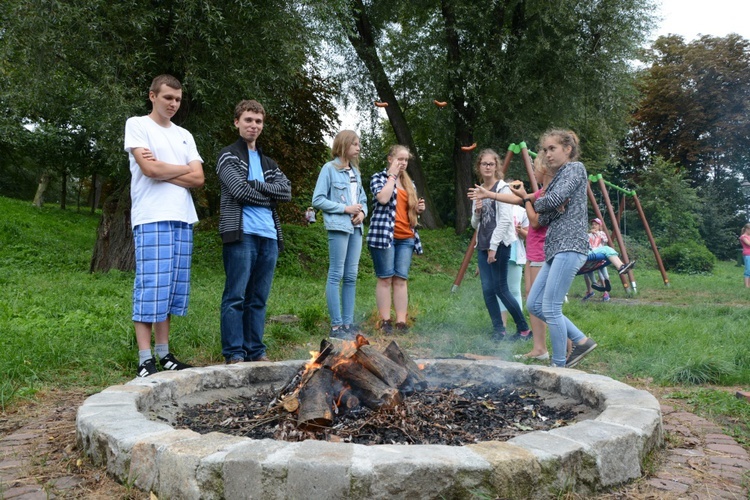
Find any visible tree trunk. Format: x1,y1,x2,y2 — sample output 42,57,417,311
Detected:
90,182,135,273
60,169,67,210
346,0,442,229
32,171,50,207
442,0,476,234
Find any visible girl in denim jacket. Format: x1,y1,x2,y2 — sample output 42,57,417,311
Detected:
312,130,369,339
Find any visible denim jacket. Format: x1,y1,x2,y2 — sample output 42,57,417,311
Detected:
312,159,369,234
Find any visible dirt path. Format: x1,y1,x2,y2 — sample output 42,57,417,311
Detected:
1,388,747,499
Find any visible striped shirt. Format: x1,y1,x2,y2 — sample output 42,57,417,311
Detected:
533,161,589,259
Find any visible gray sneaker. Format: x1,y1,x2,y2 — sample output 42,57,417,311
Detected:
566,338,597,368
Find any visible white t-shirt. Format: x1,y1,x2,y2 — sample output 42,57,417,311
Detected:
124,116,203,228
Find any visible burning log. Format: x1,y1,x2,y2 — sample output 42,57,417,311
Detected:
263,335,421,428
383,341,427,392
333,358,402,409
354,344,408,389
297,366,335,430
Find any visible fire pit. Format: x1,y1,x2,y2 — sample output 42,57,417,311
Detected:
76,358,662,499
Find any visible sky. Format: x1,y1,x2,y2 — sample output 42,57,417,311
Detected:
654,0,750,41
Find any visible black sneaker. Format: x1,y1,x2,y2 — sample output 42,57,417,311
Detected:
378,319,393,335
618,261,635,275
159,353,192,371
330,326,356,340
136,358,158,378
565,338,598,368
490,329,506,342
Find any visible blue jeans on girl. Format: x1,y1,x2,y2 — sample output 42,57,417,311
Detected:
326,229,363,326
527,251,587,367
477,244,530,334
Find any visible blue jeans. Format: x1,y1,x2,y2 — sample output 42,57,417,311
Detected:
326,229,362,326
527,251,587,367
744,255,750,278
370,238,415,279
477,245,530,333
220,235,279,361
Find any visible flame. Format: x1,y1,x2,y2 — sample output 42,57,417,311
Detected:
417,363,425,370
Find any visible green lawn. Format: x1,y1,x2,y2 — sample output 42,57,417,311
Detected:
1,195,748,445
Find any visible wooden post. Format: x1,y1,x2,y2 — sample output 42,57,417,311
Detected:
451,231,476,292
632,192,669,286
597,177,635,294
587,183,629,291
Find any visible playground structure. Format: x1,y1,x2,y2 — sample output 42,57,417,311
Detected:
452,142,669,294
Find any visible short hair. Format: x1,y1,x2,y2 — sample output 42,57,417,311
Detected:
331,130,360,168
474,148,503,179
150,74,182,94
539,129,581,161
234,100,266,120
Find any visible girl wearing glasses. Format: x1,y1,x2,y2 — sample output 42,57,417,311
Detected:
467,149,532,342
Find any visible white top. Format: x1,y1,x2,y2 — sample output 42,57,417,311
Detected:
124,116,203,228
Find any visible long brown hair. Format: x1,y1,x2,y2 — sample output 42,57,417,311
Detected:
331,130,360,169
387,145,419,227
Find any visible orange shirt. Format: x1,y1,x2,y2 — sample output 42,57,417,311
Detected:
394,188,414,239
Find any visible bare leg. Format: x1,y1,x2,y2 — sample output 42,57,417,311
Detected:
609,255,624,268
745,276,750,288
135,321,153,351
523,264,548,357
392,277,408,323
376,277,393,320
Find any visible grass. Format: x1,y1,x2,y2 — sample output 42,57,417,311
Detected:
0,195,749,445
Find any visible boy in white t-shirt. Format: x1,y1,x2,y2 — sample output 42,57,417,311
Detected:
124,74,205,377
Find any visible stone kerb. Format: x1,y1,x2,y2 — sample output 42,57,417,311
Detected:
76,359,662,499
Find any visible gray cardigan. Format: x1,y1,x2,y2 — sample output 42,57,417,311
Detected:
533,161,589,259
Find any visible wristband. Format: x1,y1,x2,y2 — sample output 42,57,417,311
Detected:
524,198,533,205
388,173,398,180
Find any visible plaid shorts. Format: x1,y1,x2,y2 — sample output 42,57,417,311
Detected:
132,221,193,323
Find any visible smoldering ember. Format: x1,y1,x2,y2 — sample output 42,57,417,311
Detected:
171,335,582,444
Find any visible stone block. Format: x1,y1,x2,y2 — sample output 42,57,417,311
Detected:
153,432,247,500
223,439,295,499
129,429,202,492
350,443,491,499
549,420,643,486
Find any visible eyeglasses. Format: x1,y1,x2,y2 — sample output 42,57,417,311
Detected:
480,162,496,167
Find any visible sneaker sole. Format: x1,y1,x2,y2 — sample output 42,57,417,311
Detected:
566,342,598,368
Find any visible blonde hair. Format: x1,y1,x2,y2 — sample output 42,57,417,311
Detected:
387,145,419,228
331,130,360,169
474,149,503,180
743,223,750,235
539,129,581,162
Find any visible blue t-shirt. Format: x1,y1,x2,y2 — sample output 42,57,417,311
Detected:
242,149,277,239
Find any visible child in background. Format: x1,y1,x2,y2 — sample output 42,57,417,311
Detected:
584,218,635,300
367,145,425,333
500,200,528,329
312,130,368,340
741,223,750,288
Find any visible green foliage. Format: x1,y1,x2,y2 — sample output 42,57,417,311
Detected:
665,359,736,385
319,0,657,228
629,34,750,186
661,241,716,274
0,0,338,214
631,157,703,246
